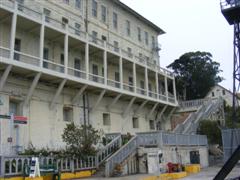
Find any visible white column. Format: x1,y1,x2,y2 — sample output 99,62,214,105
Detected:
173,78,177,103
39,15,45,67
155,72,159,99
104,42,107,85
85,35,89,80
145,67,149,95
119,56,123,89
10,4,17,60
133,63,137,93
165,76,169,101
64,27,69,75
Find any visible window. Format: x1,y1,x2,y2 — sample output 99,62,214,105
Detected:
127,47,132,58
14,38,21,61
102,35,107,41
129,76,133,91
92,0,97,17
222,90,226,95
63,106,73,122
75,0,81,9
137,27,141,42
17,0,24,11
9,100,22,115
63,0,69,4
113,41,119,52
148,83,152,97
126,20,131,36
132,117,139,128
74,58,81,77
43,47,49,68
152,36,155,49
62,17,68,28
101,5,106,23
149,120,155,130
145,31,149,45
43,8,51,22
92,64,98,82
212,92,215,97
103,113,110,126
43,47,49,60
92,31,98,44
115,72,120,88
75,23,81,35
140,80,145,95
113,12,118,29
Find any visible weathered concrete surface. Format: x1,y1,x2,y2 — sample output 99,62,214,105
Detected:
79,174,149,180
182,165,240,180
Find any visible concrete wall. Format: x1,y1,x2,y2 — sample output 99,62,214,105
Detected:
0,76,162,154
138,146,209,173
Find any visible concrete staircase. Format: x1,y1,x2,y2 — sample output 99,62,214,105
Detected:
173,97,224,134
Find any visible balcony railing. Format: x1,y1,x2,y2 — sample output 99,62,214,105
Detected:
0,0,175,78
0,1,177,105
107,79,120,89
123,83,134,92
89,73,104,84
14,50,40,66
43,59,65,73
68,67,87,79
0,46,10,59
136,87,147,96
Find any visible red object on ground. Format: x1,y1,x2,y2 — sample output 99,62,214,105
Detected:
167,162,180,173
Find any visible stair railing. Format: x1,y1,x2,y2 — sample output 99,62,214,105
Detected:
105,136,138,177
95,134,122,167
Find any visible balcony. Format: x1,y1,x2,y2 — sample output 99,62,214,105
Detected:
0,0,174,78
0,0,177,106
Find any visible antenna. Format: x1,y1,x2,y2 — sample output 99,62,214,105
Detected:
220,0,240,124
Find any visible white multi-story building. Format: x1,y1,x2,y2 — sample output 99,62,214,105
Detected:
0,0,177,154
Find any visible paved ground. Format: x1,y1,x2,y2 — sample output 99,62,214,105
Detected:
182,165,240,180
80,165,240,180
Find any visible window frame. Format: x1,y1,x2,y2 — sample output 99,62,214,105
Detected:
126,20,131,36
113,12,118,29
103,113,111,126
92,0,98,17
101,5,107,23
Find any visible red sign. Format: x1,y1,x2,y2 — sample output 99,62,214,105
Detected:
14,116,28,124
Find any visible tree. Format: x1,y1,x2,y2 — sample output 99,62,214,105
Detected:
197,120,222,145
167,51,223,100
62,123,101,158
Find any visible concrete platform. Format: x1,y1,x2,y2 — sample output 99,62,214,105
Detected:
182,165,240,180
79,165,240,180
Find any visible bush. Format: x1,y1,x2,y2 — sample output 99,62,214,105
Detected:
197,120,222,145
62,123,101,158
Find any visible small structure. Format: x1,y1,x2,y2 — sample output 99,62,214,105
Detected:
205,84,240,107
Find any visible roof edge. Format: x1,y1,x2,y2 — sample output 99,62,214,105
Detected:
115,0,165,35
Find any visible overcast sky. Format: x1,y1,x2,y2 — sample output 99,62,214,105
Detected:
121,0,234,91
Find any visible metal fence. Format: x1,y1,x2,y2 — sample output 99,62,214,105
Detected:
0,134,122,177
222,129,240,162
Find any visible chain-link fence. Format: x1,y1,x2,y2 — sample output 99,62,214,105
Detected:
222,129,240,162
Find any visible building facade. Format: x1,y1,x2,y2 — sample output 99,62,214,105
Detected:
205,84,239,107
0,0,177,155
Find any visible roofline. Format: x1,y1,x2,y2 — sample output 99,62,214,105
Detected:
115,0,165,35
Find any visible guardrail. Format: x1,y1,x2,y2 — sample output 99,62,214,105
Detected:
174,97,223,134
0,134,122,177
96,134,122,167
105,131,208,177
